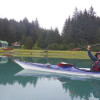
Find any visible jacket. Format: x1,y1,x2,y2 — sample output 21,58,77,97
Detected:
88,50,100,71
88,50,97,61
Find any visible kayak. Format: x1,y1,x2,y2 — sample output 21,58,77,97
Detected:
14,60,100,78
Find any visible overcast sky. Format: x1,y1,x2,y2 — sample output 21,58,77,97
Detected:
0,0,99,33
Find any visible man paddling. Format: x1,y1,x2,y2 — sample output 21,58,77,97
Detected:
87,45,100,71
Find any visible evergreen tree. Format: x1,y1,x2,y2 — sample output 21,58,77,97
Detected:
62,7,100,49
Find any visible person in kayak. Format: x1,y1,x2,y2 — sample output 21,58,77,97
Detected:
87,45,100,71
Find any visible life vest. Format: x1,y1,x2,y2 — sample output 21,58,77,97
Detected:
91,61,100,71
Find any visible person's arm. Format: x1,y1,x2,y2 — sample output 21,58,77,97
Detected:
87,45,97,61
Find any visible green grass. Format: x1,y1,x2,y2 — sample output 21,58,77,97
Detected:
0,49,96,59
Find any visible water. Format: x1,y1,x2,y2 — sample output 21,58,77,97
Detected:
0,56,100,100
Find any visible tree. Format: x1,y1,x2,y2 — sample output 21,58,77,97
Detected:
62,7,100,49
88,6,96,16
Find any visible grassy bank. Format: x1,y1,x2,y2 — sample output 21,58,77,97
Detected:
0,49,96,59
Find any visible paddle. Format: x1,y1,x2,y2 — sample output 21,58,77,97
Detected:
72,44,100,51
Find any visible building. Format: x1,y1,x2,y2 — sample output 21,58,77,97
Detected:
0,40,8,48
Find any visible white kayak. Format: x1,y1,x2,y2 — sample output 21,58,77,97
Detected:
14,60,100,78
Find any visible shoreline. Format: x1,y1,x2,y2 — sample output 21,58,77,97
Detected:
0,49,94,59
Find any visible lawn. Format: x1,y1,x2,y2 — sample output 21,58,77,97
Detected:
0,49,95,59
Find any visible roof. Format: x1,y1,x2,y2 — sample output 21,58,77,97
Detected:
0,40,8,44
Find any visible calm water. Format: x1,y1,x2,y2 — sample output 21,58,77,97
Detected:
0,56,100,100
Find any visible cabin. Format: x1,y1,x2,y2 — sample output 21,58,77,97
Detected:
0,40,8,48
11,42,20,49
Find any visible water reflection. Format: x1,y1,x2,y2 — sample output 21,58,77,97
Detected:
0,56,8,64
0,56,99,100
59,78,100,100
0,58,37,87
15,69,100,100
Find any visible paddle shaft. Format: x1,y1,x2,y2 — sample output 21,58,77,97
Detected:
72,44,100,51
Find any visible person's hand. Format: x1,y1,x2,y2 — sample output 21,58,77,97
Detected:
87,45,91,50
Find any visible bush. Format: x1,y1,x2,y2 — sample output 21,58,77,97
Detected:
21,45,25,50
47,43,58,50
47,43,69,50
32,47,42,50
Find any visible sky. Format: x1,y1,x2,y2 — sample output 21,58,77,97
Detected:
0,0,100,33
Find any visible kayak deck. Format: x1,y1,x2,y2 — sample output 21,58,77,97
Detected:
15,60,90,72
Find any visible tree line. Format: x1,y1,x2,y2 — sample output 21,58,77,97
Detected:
0,6,100,50
62,6,100,51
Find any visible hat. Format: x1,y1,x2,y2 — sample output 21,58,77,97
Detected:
95,51,100,58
